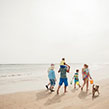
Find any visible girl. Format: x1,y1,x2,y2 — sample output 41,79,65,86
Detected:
81,64,92,92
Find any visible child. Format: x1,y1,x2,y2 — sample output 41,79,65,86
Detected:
46,64,54,89
46,64,56,92
73,69,81,88
60,58,66,68
81,64,92,92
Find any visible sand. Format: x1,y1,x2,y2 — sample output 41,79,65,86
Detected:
0,79,109,109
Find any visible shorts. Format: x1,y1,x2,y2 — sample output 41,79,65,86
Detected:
74,78,79,84
83,78,89,82
50,79,55,86
83,76,89,81
59,78,68,86
60,65,66,68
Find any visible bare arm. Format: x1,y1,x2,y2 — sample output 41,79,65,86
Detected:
66,64,70,73
87,68,92,79
66,64,70,68
72,75,74,79
58,69,60,73
89,72,92,79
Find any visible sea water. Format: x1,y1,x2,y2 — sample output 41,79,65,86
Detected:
0,64,109,94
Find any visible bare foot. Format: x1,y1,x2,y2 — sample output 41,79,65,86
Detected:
81,87,83,91
86,89,89,93
64,91,67,93
57,90,59,95
79,85,81,88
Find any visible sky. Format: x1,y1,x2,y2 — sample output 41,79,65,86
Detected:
0,0,109,64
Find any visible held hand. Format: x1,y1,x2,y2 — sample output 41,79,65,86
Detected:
90,77,92,79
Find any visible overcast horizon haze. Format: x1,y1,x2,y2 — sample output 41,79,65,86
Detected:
0,0,109,64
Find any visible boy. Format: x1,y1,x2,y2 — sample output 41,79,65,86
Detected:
73,69,81,88
46,64,56,92
60,58,66,68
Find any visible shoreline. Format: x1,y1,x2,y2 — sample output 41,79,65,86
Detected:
0,77,109,95
1,63,109,95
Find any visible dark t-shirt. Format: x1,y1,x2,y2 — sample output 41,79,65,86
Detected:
59,67,67,78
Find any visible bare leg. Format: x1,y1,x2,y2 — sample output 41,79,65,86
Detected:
74,83,76,89
81,80,86,91
64,86,67,93
78,84,81,88
57,85,61,95
50,85,54,90
86,80,89,92
48,83,50,86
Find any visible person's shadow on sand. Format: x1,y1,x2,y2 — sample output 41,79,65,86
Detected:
36,90,52,100
44,93,65,106
71,88,79,93
78,91,91,99
92,95,99,100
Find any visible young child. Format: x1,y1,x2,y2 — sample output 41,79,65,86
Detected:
73,69,81,88
46,64,56,92
81,64,92,92
46,64,54,89
60,58,66,68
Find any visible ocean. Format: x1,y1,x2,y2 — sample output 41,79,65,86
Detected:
0,64,109,94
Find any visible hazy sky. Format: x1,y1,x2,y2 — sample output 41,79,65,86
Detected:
0,0,109,64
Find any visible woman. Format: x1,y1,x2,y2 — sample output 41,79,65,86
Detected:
81,64,92,92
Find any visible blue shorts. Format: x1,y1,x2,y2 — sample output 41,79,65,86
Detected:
50,79,55,86
59,78,68,86
74,78,79,84
60,65,66,68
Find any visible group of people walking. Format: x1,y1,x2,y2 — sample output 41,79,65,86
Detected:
46,58,92,94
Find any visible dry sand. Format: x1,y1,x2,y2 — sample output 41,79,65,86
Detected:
0,79,109,109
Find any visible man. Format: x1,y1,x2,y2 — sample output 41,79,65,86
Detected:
57,64,70,94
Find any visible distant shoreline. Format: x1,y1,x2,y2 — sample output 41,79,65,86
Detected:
0,63,109,65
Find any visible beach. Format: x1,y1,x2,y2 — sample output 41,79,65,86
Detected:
0,64,109,109
0,78,109,109
1,0,109,108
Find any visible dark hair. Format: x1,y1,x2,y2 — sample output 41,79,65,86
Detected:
84,64,88,68
62,58,65,61
76,69,79,72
